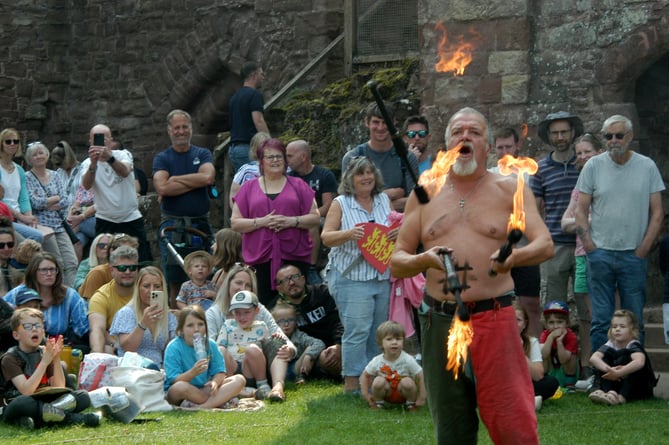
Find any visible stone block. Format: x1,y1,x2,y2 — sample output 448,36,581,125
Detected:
488,51,528,75
440,0,527,21
477,76,501,104
501,74,529,104
25,103,48,120
434,76,479,103
494,18,531,50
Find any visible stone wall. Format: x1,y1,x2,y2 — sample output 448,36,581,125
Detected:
0,0,344,173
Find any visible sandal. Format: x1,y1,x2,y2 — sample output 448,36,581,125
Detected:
606,391,625,405
268,387,285,403
589,390,611,405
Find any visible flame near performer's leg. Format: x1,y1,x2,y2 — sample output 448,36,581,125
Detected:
446,315,473,380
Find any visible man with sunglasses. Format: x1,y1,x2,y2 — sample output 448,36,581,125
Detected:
531,111,583,304
269,264,343,377
403,115,433,174
574,115,664,353
342,102,419,212
87,246,139,354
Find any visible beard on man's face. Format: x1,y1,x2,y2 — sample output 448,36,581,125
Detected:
452,158,478,176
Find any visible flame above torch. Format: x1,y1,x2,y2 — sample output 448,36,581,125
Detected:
434,23,481,76
497,155,538,233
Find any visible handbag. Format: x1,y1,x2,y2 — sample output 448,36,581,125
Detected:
62,219,79,244
77,352,119,391
110,365,172,412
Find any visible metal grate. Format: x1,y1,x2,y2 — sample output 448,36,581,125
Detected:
355,0,419,62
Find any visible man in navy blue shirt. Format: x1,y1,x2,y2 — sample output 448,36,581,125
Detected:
153,109,215,304
228,62,270,173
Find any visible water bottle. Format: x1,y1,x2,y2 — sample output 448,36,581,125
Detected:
71,349,83,375
193,333,207,361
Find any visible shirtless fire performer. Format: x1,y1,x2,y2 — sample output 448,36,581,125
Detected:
390,107,553,445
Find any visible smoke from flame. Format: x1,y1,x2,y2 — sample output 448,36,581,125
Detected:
497,155,539,233
446,315,473,379
434,22,480,76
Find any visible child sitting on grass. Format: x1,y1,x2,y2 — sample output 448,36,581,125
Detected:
360,320,425,411
164,305,245,409
540,300,578,391
176,251,217,311
217,291,276,400
588,309,658,405
1,308,99,429
272,303,325,384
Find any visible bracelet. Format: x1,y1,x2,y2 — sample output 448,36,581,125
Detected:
89,167,96,174
107,155,116,165
295,216,300,227
253,218,257,229
137,322,147,331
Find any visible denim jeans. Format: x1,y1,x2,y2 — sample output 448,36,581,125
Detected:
13,222,44,243
327,268,389,377
229,143,251,174
587,249,647,351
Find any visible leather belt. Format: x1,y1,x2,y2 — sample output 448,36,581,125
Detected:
423,292,514,315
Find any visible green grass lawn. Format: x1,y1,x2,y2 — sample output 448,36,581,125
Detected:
1,381,668,444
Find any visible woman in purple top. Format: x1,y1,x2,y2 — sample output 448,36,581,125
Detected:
231,138,320,305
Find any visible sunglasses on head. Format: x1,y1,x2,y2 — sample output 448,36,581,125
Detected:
0,242,15,249
3,139,19,145
112,264,139,272
603,132,627,141
406,130,428,139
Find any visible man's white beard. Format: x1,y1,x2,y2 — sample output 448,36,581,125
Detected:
452,158,478,176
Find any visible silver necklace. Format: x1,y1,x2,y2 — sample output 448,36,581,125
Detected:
448,172,487,211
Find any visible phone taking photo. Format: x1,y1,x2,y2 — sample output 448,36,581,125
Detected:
93,133,105,146
150,291,163,307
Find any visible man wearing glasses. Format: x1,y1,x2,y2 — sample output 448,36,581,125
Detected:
87,246,139,353
531,111,583,304
574,115,664,352
270,264,343,377
403,115,433,174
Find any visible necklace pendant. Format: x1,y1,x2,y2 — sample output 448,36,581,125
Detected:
459,198,465,209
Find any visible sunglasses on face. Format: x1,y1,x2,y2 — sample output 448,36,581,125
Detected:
406,130,429,139
112,264,139,272
0,242,15,249
3,139,19,145
603,132,627,141
97,243,109,249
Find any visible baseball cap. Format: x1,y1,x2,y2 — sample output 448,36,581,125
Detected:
229,290,259,312
15,288,42,306
543,300,569,316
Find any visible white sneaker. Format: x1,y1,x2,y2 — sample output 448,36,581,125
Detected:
534,396,542,411
575,375,594,392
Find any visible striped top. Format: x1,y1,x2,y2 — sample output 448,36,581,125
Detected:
328,193,392,281
530,153,579,244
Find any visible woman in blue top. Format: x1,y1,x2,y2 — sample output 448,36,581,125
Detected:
2,252,89,351
110,266,176,368
0,128,43,243
164,305,245,408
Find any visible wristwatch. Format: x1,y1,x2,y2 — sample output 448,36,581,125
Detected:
107,155,116,165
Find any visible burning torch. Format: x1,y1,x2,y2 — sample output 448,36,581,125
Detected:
366,80,429,204
489,155,539,276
